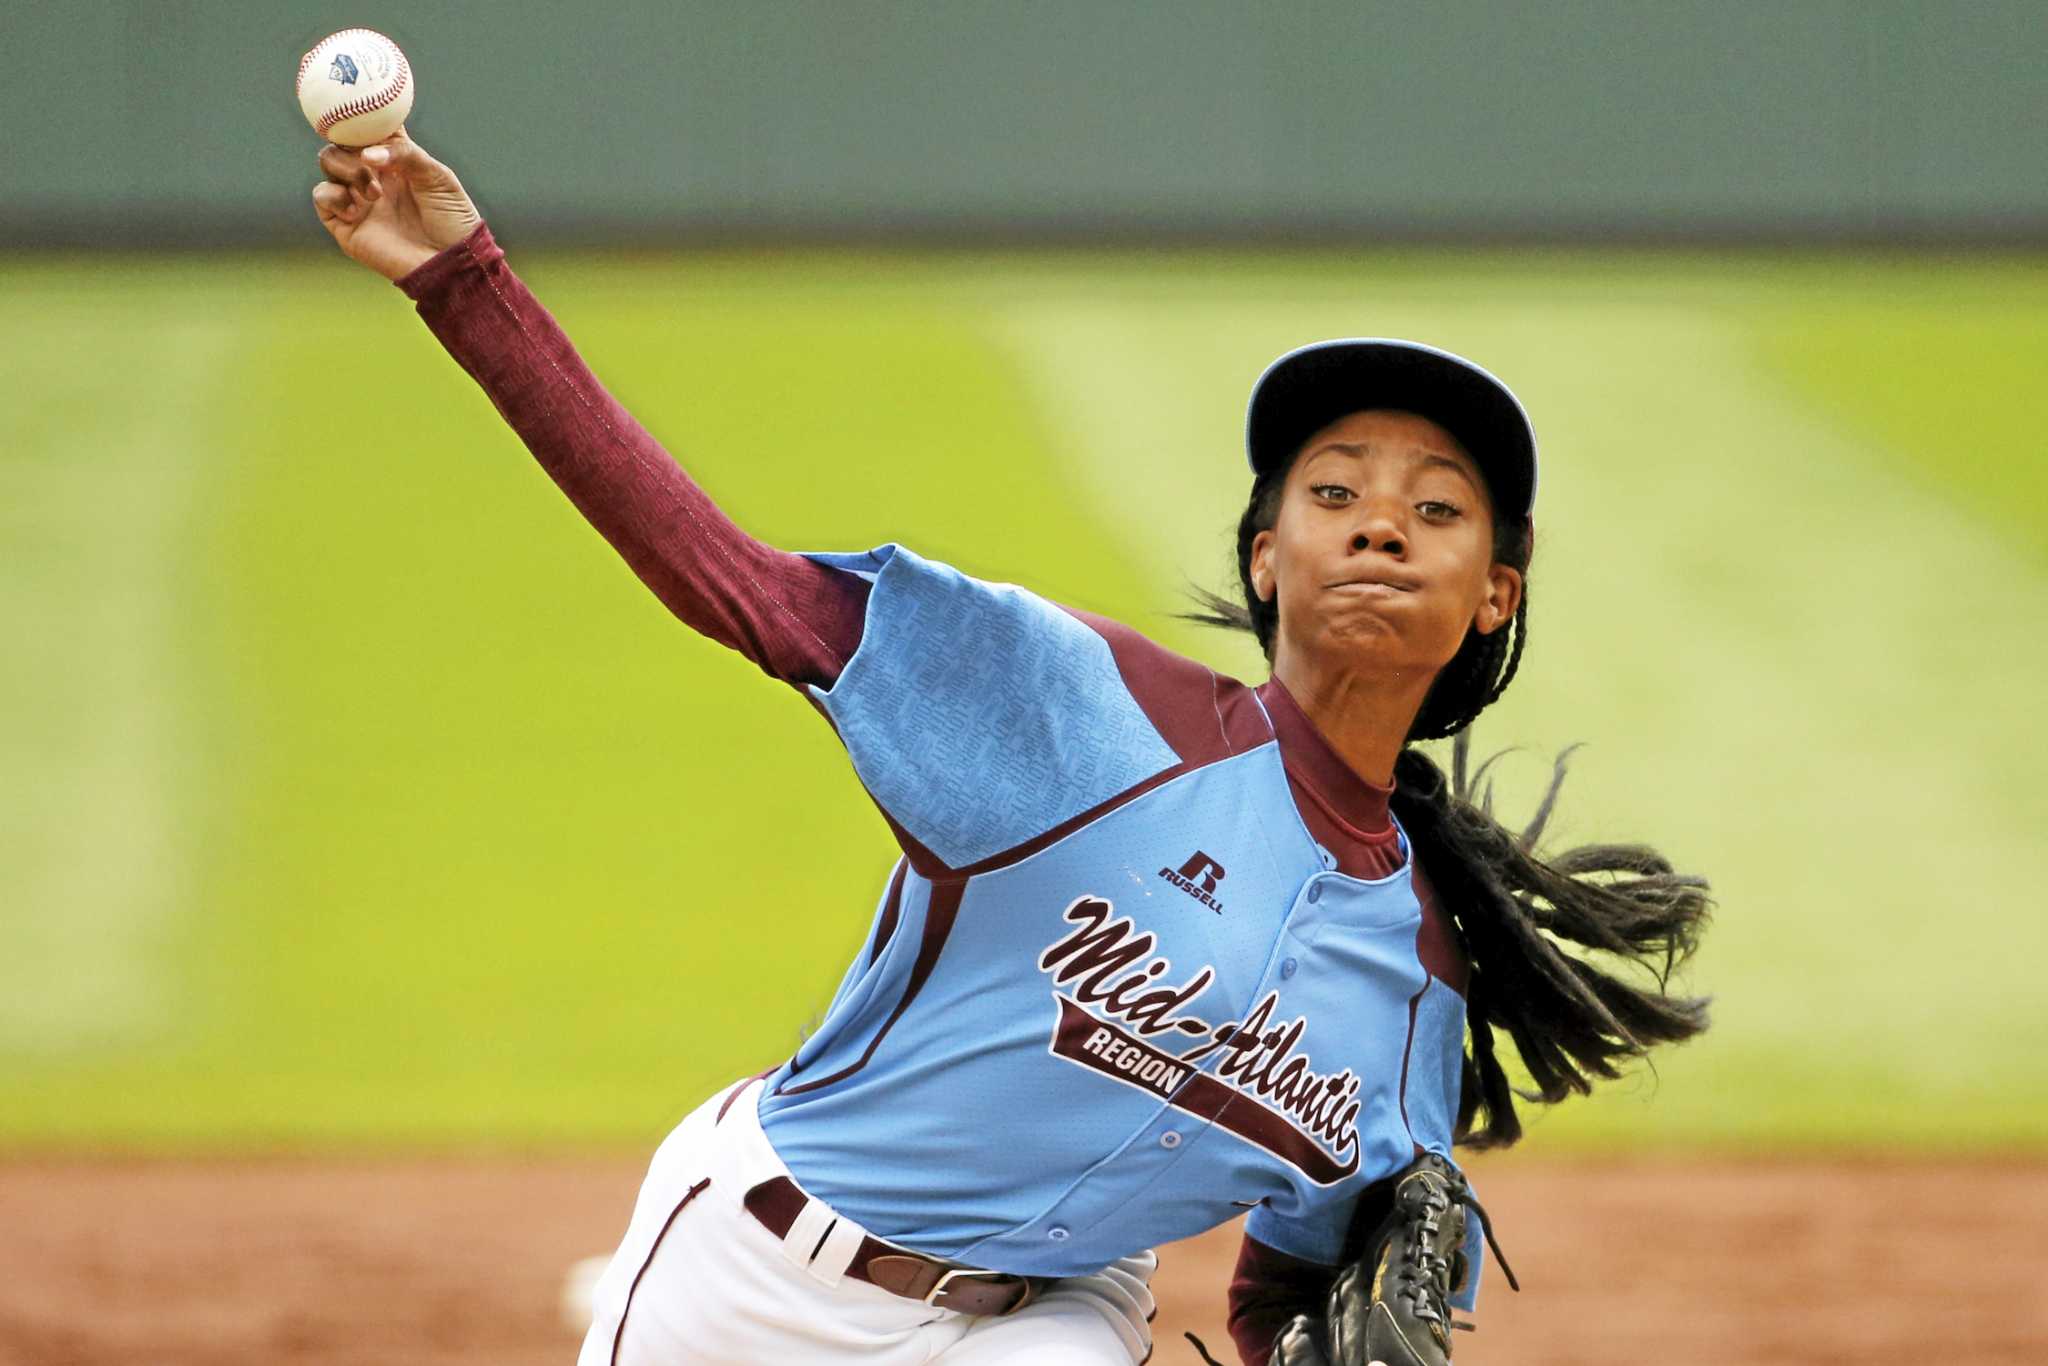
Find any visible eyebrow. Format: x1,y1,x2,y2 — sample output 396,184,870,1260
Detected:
1306,441,1482,490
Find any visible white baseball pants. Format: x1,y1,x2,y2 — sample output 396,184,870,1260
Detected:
577,1077,1158,1365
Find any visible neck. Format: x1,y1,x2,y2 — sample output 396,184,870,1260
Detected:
1268,641,1433,788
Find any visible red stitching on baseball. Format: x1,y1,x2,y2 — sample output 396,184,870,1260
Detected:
317,57,408,136
299,29,410,137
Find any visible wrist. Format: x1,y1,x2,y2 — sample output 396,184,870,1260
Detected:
395,221,497,299
380,242,440,283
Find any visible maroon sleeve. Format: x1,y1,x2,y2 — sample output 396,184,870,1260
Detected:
395,222,868,688
1228,1232,1338,1366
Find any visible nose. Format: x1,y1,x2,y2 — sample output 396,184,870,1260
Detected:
1348,500,1406,557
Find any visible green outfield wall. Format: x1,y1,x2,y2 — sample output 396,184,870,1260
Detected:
1,2,2041,245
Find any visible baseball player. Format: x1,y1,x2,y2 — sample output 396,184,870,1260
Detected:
313,132,1711,1366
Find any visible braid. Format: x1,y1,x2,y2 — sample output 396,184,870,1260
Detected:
1489,595,1528,698
1391,737,1712,1148
1183,472,1286,654
1407,592,1527,741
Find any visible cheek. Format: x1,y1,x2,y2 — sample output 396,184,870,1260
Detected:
1260,511,1309,599
1417,547,1500,651
1271,533,1329,612
1441,531,1500,608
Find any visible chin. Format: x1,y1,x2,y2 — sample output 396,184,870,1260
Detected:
1315,616,1405,657
1317,617,1456,673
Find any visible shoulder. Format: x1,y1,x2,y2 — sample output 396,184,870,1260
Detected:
1061,606,1274,766
794,545,1280,870
808,543,1276,766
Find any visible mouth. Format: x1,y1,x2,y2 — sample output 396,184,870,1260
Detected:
1327,574,1422,594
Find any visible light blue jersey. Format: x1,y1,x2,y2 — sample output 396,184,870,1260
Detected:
755,545,1478,1297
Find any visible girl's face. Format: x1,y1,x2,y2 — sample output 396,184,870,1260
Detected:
1250,408,1523,682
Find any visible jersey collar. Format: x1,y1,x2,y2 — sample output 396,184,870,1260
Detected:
1255,677,1397,842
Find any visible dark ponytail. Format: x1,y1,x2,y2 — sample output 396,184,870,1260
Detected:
1390,736,1710,1147
1186,459,1711,1148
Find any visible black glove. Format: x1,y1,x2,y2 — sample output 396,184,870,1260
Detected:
1259,1153,1517,1366
1188,1314,1333,1366
1267,1312,1333,1365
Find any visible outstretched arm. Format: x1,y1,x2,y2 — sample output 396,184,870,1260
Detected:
310,131,867,687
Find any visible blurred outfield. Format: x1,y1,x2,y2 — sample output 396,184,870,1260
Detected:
2,247,2043,1152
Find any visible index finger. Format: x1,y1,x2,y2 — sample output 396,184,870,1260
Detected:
360,125,409,167
316,143,374,191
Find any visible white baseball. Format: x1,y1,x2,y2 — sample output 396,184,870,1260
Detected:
296,29,414,148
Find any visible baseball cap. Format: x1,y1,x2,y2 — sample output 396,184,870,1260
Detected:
1244,339,1539,522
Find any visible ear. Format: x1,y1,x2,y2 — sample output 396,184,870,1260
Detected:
1249,528,1278,603
1473,563,1523,635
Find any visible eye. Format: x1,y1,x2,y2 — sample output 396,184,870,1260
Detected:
1310,483,1355,504
1417,500,1462,521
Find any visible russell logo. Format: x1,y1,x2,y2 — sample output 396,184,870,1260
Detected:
1159,851,1226,913
329,53,360,85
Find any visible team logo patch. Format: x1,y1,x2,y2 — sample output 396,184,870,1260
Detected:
1036,896,1361,1185
329,53,360,85
1159,850,1226,913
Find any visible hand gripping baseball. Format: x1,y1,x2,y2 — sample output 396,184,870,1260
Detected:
312,129,481,282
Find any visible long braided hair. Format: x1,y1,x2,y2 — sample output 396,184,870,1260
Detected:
1186,465,1711,1147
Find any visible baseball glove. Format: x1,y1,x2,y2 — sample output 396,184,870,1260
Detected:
1265,1152,1517,1366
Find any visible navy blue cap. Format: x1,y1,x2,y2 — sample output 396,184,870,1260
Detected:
1244,338,1539,521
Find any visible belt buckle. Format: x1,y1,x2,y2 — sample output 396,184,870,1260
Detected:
923,1266,1010,1311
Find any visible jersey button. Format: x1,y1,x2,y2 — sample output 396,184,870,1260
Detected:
1280,957,1298,979
1047,1226,1070,1241
1305,883,1322,904
1160,1130,1182,1149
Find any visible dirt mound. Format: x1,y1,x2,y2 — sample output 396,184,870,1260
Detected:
1,1156,2041,1364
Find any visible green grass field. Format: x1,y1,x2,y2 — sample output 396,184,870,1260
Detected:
3,247,2044,1152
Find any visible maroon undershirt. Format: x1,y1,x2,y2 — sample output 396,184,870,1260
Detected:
399,223,1465,1366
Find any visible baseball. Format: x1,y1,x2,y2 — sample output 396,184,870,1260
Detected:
296,29,413,148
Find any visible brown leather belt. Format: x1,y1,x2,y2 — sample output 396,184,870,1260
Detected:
743,1176,1050,1316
